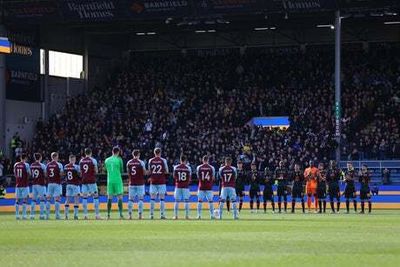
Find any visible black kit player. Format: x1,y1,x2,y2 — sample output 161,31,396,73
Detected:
248,162,261,213
263,167,275,213
291,163,305,213
274,161,288,213
326,160,341,213
236,160,247,213
316,163,327,213
344,162,357,213
359,165,372,214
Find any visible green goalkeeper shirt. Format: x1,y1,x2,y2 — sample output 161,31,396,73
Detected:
105,155,123,184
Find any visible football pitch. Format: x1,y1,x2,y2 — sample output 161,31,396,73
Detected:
0,210,399,267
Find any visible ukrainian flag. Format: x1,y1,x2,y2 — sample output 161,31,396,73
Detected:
0,37,11,54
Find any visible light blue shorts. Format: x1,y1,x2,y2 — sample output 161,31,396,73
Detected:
32,185,46,199
198,190,214,202
174,188,190,201
220,187,237,201
15,187,29,199
81,183,98,195
129,185,145,199
47,183,62,198
66,184,81,197
149,184,166,196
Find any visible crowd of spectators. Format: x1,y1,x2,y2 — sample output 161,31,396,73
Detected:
5,43,399,175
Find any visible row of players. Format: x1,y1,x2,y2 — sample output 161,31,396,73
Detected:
13,147,372,220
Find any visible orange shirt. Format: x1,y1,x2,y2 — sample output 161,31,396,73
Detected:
304,166,319,189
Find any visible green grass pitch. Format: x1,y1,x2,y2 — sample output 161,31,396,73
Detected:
1,210,399,267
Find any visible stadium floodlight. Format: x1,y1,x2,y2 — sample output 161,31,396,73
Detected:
207,29,216,33
269,27,277,30
147,32,156,35
195,30,206,33
317,24,334,28
136,32,146,36
384,21,400,25
254,27,269,31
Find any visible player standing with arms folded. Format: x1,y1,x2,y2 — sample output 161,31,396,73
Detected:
326,160,341,213
275,161,288,213
104,146,124,219
126,149,146,220
249,162,261,213
263,167,275,213
173,155,192,220
196,155,216,219
148,147,169,219
218,157,238,220
316,163,327,213
30,153,47,220
304,160,319,213
235,160,246,213
64,155,81,220
80,148,101,220
46,152,64,220
359,165,372,214
290,163,305,213
14,154,31,220
344,162,357,213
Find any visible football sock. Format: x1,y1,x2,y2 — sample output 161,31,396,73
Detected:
226,200,230,212
30,201,36,217
55,200,60,217
256,199,260,210
74,205,79,217
278,202,281,212
361,201,365,212
263,201,267,212
40,201,45,217
197,201,202,217
219,201,224,219
232,201,238,218
138,200,144,215
284,201,287,212
174,201,179,217
368,201,372,213
64,204,70,217
271,200,275,211
330,201,335,212
94,197,100,216
314,197,318,210
353,200,357,212
337,201,340,212
160,199,165,217
128,200,133,215
291,200,295,212
346,200,350,212
301,199,305,213
46,200,51,217
150,199,155,216
307,197,311,209
15,200,20,218
209,201,214,217
184,200,189,218
239,198,243,211
250,200,254,210
22,201,27,218
318,200,322,212
323,200,326,213
107,199,112,216
82,197,88,216
118,199,123,217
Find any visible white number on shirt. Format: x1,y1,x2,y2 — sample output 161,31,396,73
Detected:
49,168,55,177
177,172,187,181
201,171,210,181
131,166,136,175
151,165,162,174
33,169,40,178
223,173,232,183
16,169,22,178
83,164,89,173
67,171,73,180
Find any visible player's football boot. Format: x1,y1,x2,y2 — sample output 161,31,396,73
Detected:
55,215,61,220
138,214,142,220
39,215,45,220
84,215,89,220
210,216,215,220
197,216,201,220
22,216,27,220
95,215,102,220
74,216,78,220
160,215,167,220
173,216,178,220
65,216,69,220
16,216,20,220
185,216,190,220
149,215,154,220
30,215,35,220
119,215,124,220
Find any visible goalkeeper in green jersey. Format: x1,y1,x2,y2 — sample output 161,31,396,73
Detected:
104,146,124,219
